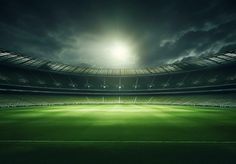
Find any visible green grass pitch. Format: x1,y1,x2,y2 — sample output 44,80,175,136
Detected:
0,105,236,164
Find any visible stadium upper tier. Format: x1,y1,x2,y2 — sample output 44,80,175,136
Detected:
0,49,236,76
0,49,236,94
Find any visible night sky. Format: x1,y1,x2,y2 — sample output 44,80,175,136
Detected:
0,0,236,68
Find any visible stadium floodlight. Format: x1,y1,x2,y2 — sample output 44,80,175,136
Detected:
109,41,130,62
69,83,76,87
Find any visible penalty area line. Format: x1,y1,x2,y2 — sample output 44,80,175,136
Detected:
0,140,236,144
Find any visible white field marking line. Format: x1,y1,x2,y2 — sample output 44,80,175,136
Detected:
0,140,236,144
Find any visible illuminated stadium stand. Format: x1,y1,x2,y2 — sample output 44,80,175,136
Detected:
0,94,236,107
0,49,236,107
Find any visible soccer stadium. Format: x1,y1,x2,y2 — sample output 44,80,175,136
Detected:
1,49,236,163
0,0,236,164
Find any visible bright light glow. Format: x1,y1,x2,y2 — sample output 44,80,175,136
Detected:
61,33,139,68
68,33,140,67
110,43,129,60
108,41,131,63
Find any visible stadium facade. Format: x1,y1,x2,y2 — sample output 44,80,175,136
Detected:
0,49,236,107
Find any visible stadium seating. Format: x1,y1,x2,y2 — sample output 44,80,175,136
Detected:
0,63,236,93
0,50,236,107
0,93,235,107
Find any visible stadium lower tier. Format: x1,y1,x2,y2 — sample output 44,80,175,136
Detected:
1,92,235,107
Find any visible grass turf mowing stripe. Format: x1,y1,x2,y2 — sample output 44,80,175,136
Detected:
1,140,236,144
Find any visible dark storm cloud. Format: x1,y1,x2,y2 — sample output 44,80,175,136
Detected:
0,0,236,67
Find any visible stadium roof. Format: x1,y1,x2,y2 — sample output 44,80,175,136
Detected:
0,49,236,76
